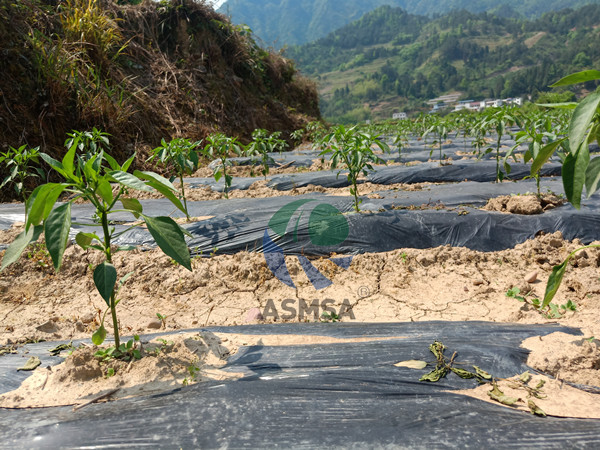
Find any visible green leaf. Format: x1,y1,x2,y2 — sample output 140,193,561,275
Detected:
96,179,113,205
143,216,192,271
419,366,448,382
0,225,43,271
531,139,565,176
527,400,546,417
103,153,121,171
120,198,143,218
569,92,600,154
473,365,492,380
562,145,590,209
40,153,68,179
451,367,476,379
121,153,136,173
551,70,600,87
535,102,578,110
17,356,41,371
44,202,72,271
93,262,117,306
75,232,100,250
542,260,569,309
394,360,428,370
26,183,68,228
61,144,77,179
119,270,135,287
133,170,177,191
83,155,100,184
92,325,107,345
144,180,186,216
519,371,532,383
108,171,152,192
585,157,600,198
488,383,519,406
116,245,136,252
75,232,93,249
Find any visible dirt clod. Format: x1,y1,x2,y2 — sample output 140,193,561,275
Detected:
35,321,58,334
524,270,538,284
507,196,543,214
483,194,566,215
147,319,163,330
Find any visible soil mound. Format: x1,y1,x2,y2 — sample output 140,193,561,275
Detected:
0,332,240,408
483,193,566,214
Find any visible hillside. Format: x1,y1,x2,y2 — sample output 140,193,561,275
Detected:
285,5,600,122
218,0,600,46
0,0,319,197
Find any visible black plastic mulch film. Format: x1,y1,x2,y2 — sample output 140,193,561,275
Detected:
1,323,600,448
1,160,598,255
1,139,600,448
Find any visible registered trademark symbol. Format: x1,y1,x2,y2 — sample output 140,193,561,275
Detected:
357,286,370,298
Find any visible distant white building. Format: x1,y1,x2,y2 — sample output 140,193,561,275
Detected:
453,97,523,112
393,112,408,120
427,93,462,105
453,100,478,112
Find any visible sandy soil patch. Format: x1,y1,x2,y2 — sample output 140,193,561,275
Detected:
0,332,408,408
454,372,600,419
0,332,239,408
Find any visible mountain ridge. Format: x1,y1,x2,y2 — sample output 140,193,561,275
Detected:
218,0,600,46
285,4,600,122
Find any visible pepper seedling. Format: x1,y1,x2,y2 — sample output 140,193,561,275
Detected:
1,133,192,350
319,124,389,212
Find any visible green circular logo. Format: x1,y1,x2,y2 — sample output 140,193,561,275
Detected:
308,203,349,247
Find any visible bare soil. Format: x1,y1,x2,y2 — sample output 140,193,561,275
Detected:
1,211,599,412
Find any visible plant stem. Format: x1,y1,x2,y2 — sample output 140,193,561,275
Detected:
221,157,229,199
496,135,501,183
179,172,189,220
110,291,120,348
100,210,112,264
100,209,120,348
353,178,359,212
